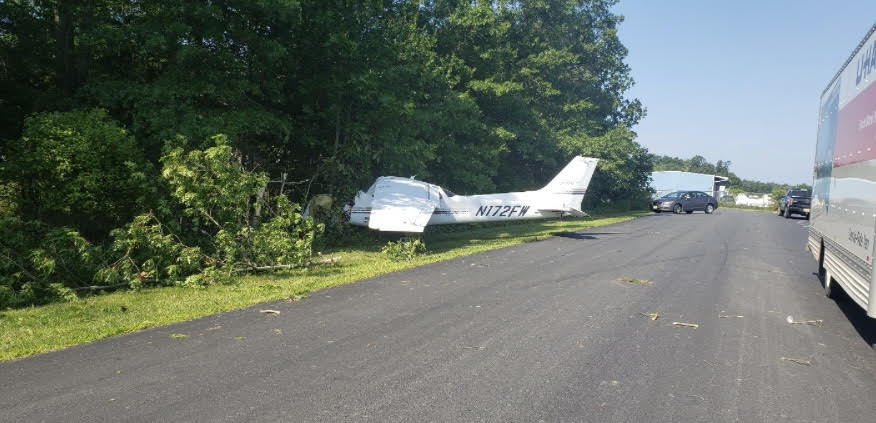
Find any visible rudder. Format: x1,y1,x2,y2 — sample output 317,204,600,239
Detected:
541,156,599,194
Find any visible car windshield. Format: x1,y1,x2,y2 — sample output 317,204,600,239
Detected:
661,191,683,199
789,190,811,197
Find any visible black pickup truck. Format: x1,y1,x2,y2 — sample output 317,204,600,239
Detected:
777,189,811,219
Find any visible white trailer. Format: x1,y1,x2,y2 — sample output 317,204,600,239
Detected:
808,22,876,318
650,171,729,200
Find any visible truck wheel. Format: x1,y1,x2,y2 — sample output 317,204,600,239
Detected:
673,204,682,214
705,204,715,214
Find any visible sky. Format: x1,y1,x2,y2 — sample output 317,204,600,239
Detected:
612,0,875,185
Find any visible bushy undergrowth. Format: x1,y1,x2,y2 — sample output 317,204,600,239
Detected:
381,238,428,261
0,217,100,307
3,109,154,239
0,133,320,309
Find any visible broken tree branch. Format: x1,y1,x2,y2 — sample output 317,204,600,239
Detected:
73,282,131,292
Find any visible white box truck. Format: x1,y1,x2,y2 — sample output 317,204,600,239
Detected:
808,23,876,318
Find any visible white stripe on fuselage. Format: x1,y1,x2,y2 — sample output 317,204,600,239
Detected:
350,190,562,227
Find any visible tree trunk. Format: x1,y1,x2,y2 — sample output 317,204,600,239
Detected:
54,0,76,96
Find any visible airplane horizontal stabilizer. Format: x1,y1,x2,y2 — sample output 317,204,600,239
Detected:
538,208,589,217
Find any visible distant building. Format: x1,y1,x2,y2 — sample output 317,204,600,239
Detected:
734,193,772,208
650,171,730,199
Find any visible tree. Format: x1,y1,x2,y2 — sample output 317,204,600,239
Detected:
99,135,320,289
3,109,152,239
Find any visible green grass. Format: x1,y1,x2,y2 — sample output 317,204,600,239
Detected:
0,211,645,362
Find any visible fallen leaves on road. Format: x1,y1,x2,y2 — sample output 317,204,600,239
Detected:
169,333,189,339
640,312,660,320
786,316,823,326
260,309,281,315
719,313,744,318
618,277,653,286
781,356,812,366
672,321,699,329
791,320,823,326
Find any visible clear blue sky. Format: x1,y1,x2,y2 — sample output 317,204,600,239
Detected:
613,0,875,185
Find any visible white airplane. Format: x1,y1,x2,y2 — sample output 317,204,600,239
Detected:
348,156,599,232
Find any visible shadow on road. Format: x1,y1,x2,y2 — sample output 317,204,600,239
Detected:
554,232,597,240
834,292,876,349
553,231,628,240
818,272,876,348
783,216,810,220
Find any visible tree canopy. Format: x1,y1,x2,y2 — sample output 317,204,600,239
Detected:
651,154,811,194
0,0,654,307
2,0,647,201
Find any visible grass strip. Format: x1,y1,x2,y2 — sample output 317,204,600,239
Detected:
0,211,644,361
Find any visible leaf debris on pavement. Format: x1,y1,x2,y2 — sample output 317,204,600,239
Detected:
640,312,660,320
672,321,699,329
781,356,812,366
719,312,744,318
618,277,653,286
788,318,823,327
260,309,281,315
284,294,306,303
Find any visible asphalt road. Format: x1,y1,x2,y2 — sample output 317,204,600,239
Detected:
2,209,876,422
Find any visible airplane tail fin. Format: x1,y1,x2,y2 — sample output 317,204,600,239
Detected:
541,156,599,195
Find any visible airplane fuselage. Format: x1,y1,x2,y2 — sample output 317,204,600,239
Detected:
350,186,563,228
348,156,598,232
425,192,562,225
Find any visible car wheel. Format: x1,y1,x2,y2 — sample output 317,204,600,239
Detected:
673,204,682,214
705,204,714,214
686,210,693,214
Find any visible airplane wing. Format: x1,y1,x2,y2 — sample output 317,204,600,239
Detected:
368,177,439,232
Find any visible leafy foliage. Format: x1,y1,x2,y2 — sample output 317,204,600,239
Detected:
0,0,647,306
98,136,320,289
0,217,100,308
97,212,206,289
2,109,152,239
381,238,427,262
